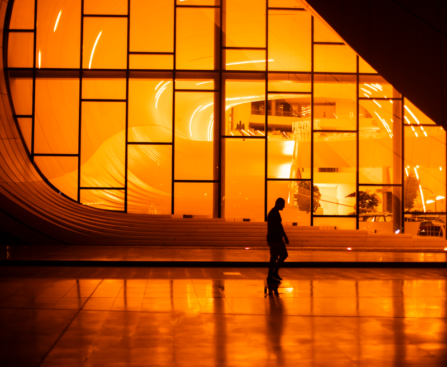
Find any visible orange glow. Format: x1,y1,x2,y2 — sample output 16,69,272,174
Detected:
404,105,420,125
38,50,41,69
419,185,426,212
373,100,381,108
88,31,102,70
226,59,274,66
54,10,62,32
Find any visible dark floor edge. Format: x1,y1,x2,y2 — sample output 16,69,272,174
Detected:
1,260,446,268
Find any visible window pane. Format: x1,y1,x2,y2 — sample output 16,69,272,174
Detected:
360,75,400,99
175,73,218,90
81,189,125,211
174,183,214,217
405,214,446,237
128,145,172,214
176,8,219,70
177,0,220,5
359,57,377,74
404,98,437,125
267,181,311,225
17,118,32,152
405,126,446,213
84,0,127,15
9,77,33,115
35,78,79,154
34,156,78,201
81,102,125,187
225,0,265,48
82,18,127,69
129,55,173,70
314,74,357,131
269,0,305,8
268,73,311,93
313,217,356,230
314,17,343,43
8,33,34,67
175,92,217,180
224,139,265,221
314,132,357,215
82,74,127,100
9,0,35,29
225,78,265,136
225,50,267,71
358,186,402,234
130,0,173,52
268,95,311,179
314,45,356,73
129,78,173,142
268,10,311,72
359,100,402,184
37,0,81,68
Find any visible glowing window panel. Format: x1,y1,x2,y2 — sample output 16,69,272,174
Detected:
37,0,81,68
81,102,126,188
174,183,215,217
268,73,311,93
84,0,128,15
9,0,35,29
130,0,174,52
268,10,311,72
225,0,265,48
314,44,357,73
8,33,34,68
82,18,127,70
82,74,127,100
176,8,218,70
269,0,305,8
128,78,173,143
314,16,343,43
35,156,78,201
9,77,33,115
129,54,174,70
225,50,267,71
128,145,172,214
81,189,125,211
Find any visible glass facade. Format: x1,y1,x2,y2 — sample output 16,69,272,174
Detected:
5,0,446,236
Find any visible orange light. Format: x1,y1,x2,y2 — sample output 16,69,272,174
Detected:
360,88,371,94
347,247,352,251
404,105,420,124
226,59,274,66
54,10,62,32
405,167,409,177
89,31,102,70
38,51,41,69
373,100,381,108
419,184,426,212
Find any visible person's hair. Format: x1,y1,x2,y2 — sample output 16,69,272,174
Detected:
275,198,285,207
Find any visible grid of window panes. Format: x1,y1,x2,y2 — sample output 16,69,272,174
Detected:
6,0,446,236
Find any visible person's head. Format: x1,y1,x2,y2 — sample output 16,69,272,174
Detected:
275,198,286,210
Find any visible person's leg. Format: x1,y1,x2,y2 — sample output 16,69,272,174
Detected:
267,244,279,279
272,246,288,278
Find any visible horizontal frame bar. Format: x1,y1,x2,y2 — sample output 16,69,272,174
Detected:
33,153,78,157
81,99,127,102
127,142,172,145
314,42,345,46
83,14,128,18
79,187,125,190
174,180,218,183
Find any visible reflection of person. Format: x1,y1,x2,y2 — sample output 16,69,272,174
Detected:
267,198,289,282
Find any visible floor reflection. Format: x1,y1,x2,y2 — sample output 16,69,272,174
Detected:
0,269,446,366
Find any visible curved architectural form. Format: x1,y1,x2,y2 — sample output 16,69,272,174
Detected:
1,0,446,243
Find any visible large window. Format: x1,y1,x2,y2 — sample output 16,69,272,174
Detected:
6,0,446,237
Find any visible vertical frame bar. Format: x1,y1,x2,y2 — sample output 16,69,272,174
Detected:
31,0,38,161
356,56,359,229
125,0,130,213
402,95,405,233
172,0,177,215
310,16,314,225
218,0,223,218
264,0,268,221
77,0,85,202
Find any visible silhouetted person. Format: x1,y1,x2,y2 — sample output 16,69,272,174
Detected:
267,198,289,282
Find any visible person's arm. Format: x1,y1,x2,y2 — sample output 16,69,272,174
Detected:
281,223,289,244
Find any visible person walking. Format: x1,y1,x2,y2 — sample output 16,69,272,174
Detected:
267,198,289,282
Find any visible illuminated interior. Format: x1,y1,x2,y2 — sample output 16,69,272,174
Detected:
6,0,446,234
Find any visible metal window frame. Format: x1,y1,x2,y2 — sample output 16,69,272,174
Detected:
3,0,446,238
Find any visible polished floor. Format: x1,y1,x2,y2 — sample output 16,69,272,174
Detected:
1,267,447,367
2,245,447,263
